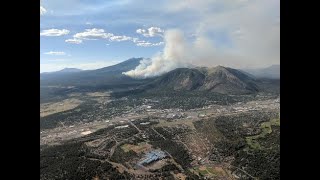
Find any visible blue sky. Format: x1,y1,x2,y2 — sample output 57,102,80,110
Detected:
40,0,280,73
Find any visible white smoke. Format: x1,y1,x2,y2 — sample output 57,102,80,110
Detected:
122,0,279,78
123,29,216,78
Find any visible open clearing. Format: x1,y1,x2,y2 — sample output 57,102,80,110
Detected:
85,91,111,103
246,118,280,149
174,173,186,180
121,142,152,153
192,165,231,179
146,159,168,170
155,119,196,129
85,91,111,97
81,130,92,135
40,98,82,117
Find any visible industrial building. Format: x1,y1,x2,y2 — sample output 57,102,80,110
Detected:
138,150,167,165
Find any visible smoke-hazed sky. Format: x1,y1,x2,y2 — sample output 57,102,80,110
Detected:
40,0,279,73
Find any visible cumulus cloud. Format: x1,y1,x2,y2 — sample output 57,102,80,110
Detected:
136,41,164,47
109,35,132,42
136,27,164,37
40,29,70,36
40,6,47,15
132,38,140,43
43,51,66,55
132,37,164,47
65,28,112,44
66,28,163,47
154,42,165,46
136,29,146,34
135,42,152,47
65,38,83,44
73,28,113,40
66,28,135,44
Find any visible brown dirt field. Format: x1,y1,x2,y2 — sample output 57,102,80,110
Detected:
85,91,111,97
174,173,187,180
121,142,152,154
85,138,105,147
181,132,209,160
146,159,168,170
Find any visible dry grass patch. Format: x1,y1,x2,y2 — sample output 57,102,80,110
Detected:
40,98,82,117
121,142,152,154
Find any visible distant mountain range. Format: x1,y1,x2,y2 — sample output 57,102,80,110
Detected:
40,68,82,80
57,68,83,73
243,65,280,79
40,58,279,95
41,68,82,75
40,58,145,87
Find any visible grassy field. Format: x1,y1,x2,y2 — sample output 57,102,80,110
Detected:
246,118,280,150
271,118,280,126
40,98,83,117
121,142,152,153
192,166,227,177
155,119,196,129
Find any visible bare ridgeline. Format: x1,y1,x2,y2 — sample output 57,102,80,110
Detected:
40,58,280,180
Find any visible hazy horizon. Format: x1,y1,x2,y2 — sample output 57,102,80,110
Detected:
40,57,280,73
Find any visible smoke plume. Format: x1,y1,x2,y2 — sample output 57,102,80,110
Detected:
123,29,215,78
122,0,279,78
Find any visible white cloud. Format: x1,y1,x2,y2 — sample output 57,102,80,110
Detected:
40,6,47,15
66,28,163,47
65,38,83,44
136,42,152,47
132,38,145,43
148,27,164,37
109,35,132,42
136,27,164,37
136,29,146,34
73,28,113,40
153,42,165,46
40,29,70,36
43,51,66,55
136,41,164,47
132,38,164,47
85,22,93,25
66,28,135,44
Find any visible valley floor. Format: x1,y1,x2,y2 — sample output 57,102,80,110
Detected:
40,91,279,180
41,97,279,146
